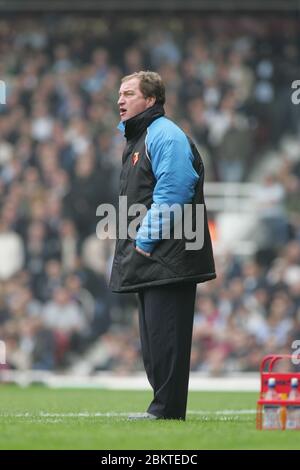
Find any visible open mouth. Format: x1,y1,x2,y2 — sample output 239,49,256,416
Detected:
119,108,127,117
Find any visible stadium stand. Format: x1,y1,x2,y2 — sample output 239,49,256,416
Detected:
0,14,299,375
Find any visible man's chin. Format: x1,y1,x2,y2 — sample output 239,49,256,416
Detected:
121,112,137,121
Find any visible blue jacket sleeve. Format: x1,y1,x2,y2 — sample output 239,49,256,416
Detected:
135,133,199,254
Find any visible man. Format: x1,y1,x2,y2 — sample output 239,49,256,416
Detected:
110,71,216,420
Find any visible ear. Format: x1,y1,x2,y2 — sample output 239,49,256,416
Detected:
146,96,156,108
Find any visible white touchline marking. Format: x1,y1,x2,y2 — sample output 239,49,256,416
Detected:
188,409,256,415
0,409,256,418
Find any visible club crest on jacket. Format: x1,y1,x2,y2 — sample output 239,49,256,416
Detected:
132,152,139,166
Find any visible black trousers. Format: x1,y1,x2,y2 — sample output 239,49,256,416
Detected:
137,282,196,420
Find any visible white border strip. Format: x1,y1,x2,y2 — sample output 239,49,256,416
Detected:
0,371,260,391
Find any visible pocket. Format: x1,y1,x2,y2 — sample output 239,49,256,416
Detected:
133,247,157,264
121,242,157,285
154,239,186,274
154,253,179,275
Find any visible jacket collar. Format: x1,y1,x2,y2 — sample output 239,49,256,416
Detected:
118,104,165,141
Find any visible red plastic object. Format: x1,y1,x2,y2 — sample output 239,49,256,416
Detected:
256,354,300,430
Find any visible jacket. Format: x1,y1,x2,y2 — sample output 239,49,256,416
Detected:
109,103,216,293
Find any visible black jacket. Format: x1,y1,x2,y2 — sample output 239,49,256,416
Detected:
110,104,216,293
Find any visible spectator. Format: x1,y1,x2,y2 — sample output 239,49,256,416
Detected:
0,219,24,280
0,14,299,374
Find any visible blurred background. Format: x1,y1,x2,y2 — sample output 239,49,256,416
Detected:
0,0,300,379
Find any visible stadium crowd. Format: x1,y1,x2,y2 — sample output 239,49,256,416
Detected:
0,14,299,374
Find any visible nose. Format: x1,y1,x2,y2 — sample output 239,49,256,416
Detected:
118,95,125,106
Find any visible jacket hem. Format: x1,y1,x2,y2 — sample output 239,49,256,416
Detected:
111,272,217,293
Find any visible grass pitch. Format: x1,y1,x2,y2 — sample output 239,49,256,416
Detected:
0,385,299,450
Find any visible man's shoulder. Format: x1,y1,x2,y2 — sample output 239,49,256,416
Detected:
147,116,186,143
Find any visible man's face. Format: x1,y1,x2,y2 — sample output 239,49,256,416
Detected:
118,77,154,122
